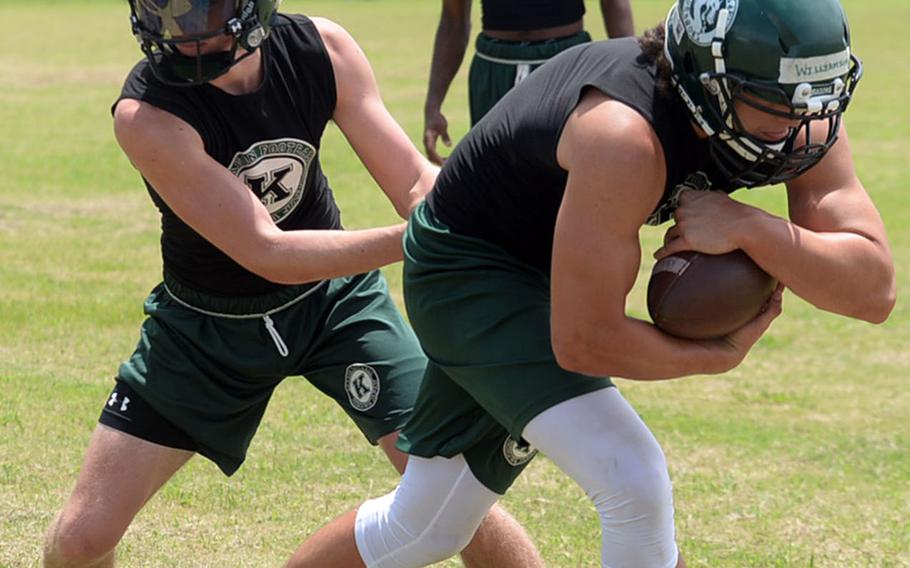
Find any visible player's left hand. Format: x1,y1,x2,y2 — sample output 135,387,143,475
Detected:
654,190,756,259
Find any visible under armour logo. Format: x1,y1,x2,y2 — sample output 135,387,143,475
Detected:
107,392,131,413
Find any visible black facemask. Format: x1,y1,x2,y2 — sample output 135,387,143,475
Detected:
129,0,262,86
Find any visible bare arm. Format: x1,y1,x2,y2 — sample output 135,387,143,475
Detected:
657,125,895,323
423,0,472,164
599,0,635,38
550,91,780,380
315,17,438,218
113,100,406,285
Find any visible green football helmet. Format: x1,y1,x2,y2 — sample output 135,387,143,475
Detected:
129,0,281,86
663,0,862,186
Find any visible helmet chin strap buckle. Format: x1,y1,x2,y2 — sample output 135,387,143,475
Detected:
245,25,266,49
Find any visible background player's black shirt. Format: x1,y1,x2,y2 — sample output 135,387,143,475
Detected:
427,38,736,273
482,0,585,31
117,14,340,296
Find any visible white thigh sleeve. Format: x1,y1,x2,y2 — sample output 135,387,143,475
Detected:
523,387,680,568
355,454,500,568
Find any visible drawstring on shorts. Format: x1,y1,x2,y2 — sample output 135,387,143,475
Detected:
163,279,329,358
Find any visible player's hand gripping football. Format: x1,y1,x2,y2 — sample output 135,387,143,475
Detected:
715,283,785,369
654,189,761,260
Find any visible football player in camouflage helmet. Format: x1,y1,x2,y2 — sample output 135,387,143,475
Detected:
43,1,547,567
129,0,281,85
664,0,862,186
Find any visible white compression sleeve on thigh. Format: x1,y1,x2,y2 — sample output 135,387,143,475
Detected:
355,454,500,568
523,387,680,568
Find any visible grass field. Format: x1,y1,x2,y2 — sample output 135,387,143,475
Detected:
0,1,907,566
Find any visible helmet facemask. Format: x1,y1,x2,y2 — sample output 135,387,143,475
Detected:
129,0,275,86
699,54,862,186
664,0,862,188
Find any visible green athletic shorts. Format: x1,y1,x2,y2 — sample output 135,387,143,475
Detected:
468,31,592,125
116,270,425,475
396,202,614,494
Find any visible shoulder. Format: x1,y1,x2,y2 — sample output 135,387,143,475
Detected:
308,16,360,57
113,98,201,157
306,17,373,92
558,89,664,173
118,58,165,102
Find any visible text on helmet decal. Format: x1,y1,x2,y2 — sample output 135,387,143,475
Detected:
778,48,851,84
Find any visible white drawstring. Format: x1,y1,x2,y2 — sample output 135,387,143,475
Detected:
163,280,330,359
514,63,532,85
262,314,289,357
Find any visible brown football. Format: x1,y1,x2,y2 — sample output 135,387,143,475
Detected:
647,250,777,339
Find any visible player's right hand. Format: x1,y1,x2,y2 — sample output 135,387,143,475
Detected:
424,109,452,165
715,284,784,370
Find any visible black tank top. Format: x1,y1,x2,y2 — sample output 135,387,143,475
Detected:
482,0,584,31
116,14,341,296
427,38,735,273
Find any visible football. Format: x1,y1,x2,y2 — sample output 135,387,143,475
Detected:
647,250,777,339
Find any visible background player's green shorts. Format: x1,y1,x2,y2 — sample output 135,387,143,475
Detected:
468,31,591,125
397,202,614,494
116,270,425,475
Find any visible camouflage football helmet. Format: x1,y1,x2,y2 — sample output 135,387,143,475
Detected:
663,0,862,187
129,0,281,86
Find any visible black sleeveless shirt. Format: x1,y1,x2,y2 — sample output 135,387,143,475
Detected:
427,38,736,273
482,0,585,31
116,14,341,296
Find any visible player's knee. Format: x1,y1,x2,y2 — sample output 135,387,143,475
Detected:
355,482,488,567
407,523,476,564
45,511,120,566
590,448,677,567
592,440,673,521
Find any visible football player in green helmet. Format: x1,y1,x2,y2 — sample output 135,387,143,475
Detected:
290,1,894,567
663,0,862,187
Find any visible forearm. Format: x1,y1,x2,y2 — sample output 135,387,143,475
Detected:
738,209,895,323
425,18,470,112
601,2,635,38
557,316,736,380
395,162,439,218
250,224,406,285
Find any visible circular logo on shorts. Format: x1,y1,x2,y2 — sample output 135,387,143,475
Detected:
344,364,380,412
502,437,538,467
680,0,739,46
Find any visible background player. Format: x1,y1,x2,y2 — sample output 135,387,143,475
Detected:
423,0,634,164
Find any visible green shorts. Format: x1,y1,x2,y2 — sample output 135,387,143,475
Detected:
468,31,592,125
116,270,425,475
396,202,613,494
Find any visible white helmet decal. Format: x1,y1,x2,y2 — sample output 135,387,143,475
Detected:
680,0,739,46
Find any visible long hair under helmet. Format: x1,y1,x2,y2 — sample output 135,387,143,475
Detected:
663,0,862,187
128,0,281,86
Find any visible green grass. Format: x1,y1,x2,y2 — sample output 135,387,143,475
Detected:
1,0,908,566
